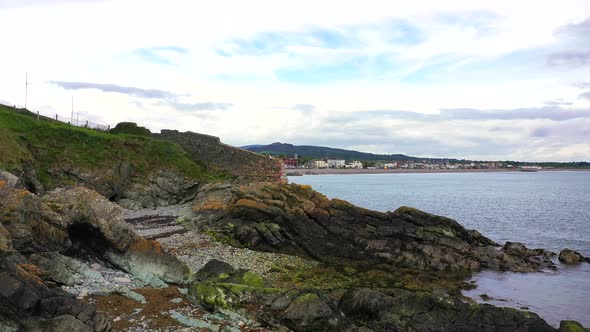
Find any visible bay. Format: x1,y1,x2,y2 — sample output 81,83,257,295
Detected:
289,171,590,327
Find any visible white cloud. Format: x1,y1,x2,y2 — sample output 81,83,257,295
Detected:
0,0,590,161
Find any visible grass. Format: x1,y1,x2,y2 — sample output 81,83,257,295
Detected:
0,104,228,186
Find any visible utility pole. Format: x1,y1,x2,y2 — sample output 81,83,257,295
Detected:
71,96,74,125
24,72,28,109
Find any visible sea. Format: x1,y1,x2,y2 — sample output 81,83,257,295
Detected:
289,171,590,327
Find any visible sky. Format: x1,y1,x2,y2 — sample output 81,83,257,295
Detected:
1,0,589,161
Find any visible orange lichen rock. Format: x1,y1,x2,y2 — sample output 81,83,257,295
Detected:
129,238,163,255
16,263,45,285
198,200,227,211
234,198,271,210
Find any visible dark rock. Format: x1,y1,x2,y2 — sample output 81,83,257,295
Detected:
24,314,94,332
339,288,555,332
193,259,236,283
503,242,527,256
559,249,587,265
118,170,200,209
282,293,333,329
0,253,110,332
190,183,555,272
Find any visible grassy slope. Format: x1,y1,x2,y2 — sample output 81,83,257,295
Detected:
0,104,226,185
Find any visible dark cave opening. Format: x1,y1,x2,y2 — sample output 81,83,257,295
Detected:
67,222,111,258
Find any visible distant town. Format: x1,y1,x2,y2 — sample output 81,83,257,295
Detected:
277,155,541,170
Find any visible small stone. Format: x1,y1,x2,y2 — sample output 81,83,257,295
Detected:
91,263,102,270
170,297,183,304
113,316,121,322
238,321,245,327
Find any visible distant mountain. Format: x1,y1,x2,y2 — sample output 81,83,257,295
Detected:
242,142,452,162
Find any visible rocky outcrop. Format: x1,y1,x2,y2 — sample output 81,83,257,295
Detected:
0,173,192,330
45,164,199,209
339,288,555,332
558,249,589,265
154,130,282,183
187,260,560,332
117,170,200,209
0,253,111,332
190,182,555,272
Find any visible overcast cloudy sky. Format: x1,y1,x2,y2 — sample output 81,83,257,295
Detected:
1,0,590,161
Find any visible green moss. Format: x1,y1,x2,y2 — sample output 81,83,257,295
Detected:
192,283,234,309
291,293,319,305
239,271,265,287
559,321,587,332
266,261,470,294
216,283,284,296
203,229,245,248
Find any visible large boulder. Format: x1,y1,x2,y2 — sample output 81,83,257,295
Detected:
190,183,556,272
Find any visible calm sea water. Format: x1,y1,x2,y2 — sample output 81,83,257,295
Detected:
289,171,590,327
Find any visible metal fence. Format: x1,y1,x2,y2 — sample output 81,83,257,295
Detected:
50,114,110,131
21,108,111,131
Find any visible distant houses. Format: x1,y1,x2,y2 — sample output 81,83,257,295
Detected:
308,160,328,168
275,154,526,170
327,159,346,168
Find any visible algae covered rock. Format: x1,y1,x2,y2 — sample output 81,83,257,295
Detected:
559,320,588,332
188,259,270,310
558,249,588,264
339,288,556,332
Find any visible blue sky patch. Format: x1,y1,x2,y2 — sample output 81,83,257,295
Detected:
134,46,188,65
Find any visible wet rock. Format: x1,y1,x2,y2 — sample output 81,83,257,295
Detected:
503,242,528,256
558,249,588,265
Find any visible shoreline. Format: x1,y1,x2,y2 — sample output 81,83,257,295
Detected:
286,168,590,175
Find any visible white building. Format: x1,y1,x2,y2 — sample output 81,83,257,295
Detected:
346,161,363,168
383,162,397,169
311,160,328,168
327,159,346,168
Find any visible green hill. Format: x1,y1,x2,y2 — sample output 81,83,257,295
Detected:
0,104,224,188
243,142,440,162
